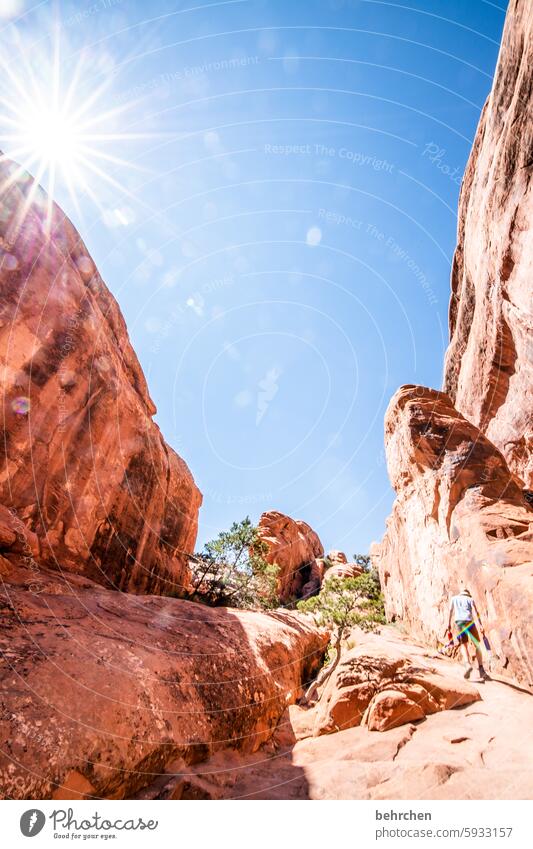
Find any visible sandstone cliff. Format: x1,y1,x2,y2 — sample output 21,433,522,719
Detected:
443,0,533,486
0,155,201,594
374,1,533,685
374,386,533,683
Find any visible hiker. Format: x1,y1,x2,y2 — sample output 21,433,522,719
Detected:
447,588,487,680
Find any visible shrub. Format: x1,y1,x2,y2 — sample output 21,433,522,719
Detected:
297,573,385,700
189,517,279,609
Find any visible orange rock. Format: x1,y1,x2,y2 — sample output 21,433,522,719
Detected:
0,567,328,800
443,0,533,488
375,0,533,689
364,690,425,732
171,627,533,799
372,385,533,684
0,155,201,595
258,511,323,602
327,550,348,566
311,629,480,736
324,562,364,582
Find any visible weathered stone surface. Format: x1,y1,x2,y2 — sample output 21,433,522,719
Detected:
324,562,364,582
374,2,533,689
322,550,365,582
373,385,533,685
443,0,533,487
0,566,327,800
169,628,533,799
258,511,324,602
0,156,201,595
364,690,425,731
310,627,480,737
327,550,348,566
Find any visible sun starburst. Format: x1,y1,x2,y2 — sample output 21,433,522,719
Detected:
0,26,150,235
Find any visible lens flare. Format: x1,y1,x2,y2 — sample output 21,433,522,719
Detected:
11,396,30,415
0,26,151,234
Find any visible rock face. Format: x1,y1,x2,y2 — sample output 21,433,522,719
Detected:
443,0,533,487
0,155,201,595
258,511,324,602
364,690,425,732
373,386,533,684
327,550,348,566
0,564,327,800
311,628,480,737
162,628,533,800
374,2,533,686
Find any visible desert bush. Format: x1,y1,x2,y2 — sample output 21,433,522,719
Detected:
189,517,279,609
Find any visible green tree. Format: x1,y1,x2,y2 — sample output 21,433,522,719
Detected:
353,553,382,595
189,517,279,609
297,573,385,700
353,553,371,570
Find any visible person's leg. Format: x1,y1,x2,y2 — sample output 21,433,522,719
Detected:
459,642,470,665
458,630,472,676
469,625,486,677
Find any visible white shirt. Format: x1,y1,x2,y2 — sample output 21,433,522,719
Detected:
451,594,474,622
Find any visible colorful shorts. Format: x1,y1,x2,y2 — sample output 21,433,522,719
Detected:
455,620,480,645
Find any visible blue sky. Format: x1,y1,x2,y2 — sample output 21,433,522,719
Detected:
1,0,507,555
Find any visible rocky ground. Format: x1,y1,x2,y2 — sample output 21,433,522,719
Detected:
157,628,532,800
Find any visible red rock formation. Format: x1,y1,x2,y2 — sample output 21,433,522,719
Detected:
375,2,533,686
258,511,324,602
0,155,201,595
156,629,533,800
327,550,348,566
322,550,365,581
310,627,480,736
0,563,327,800
364,690,425,732
443,0,533,486
373,386,533,684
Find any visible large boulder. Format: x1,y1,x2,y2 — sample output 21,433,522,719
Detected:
0,155,201,595
166,626,533,800
0,565,328,800
443,0,533,487
364,690,425,732
258,511,324,602
327,550,348,566
311,629,480,737
372,386,533,684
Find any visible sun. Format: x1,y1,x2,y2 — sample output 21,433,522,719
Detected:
0,27,149,233
21,105,82,172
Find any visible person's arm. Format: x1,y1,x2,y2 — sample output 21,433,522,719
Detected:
447,600,453,631
472,600,485,633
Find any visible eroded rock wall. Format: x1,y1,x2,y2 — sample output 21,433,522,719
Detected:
443,0,533,486
375,2,533,685
372,386,533,684
0,156,201,595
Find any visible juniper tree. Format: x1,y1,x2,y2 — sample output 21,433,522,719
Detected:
189,517,279,609
297,573,385,701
